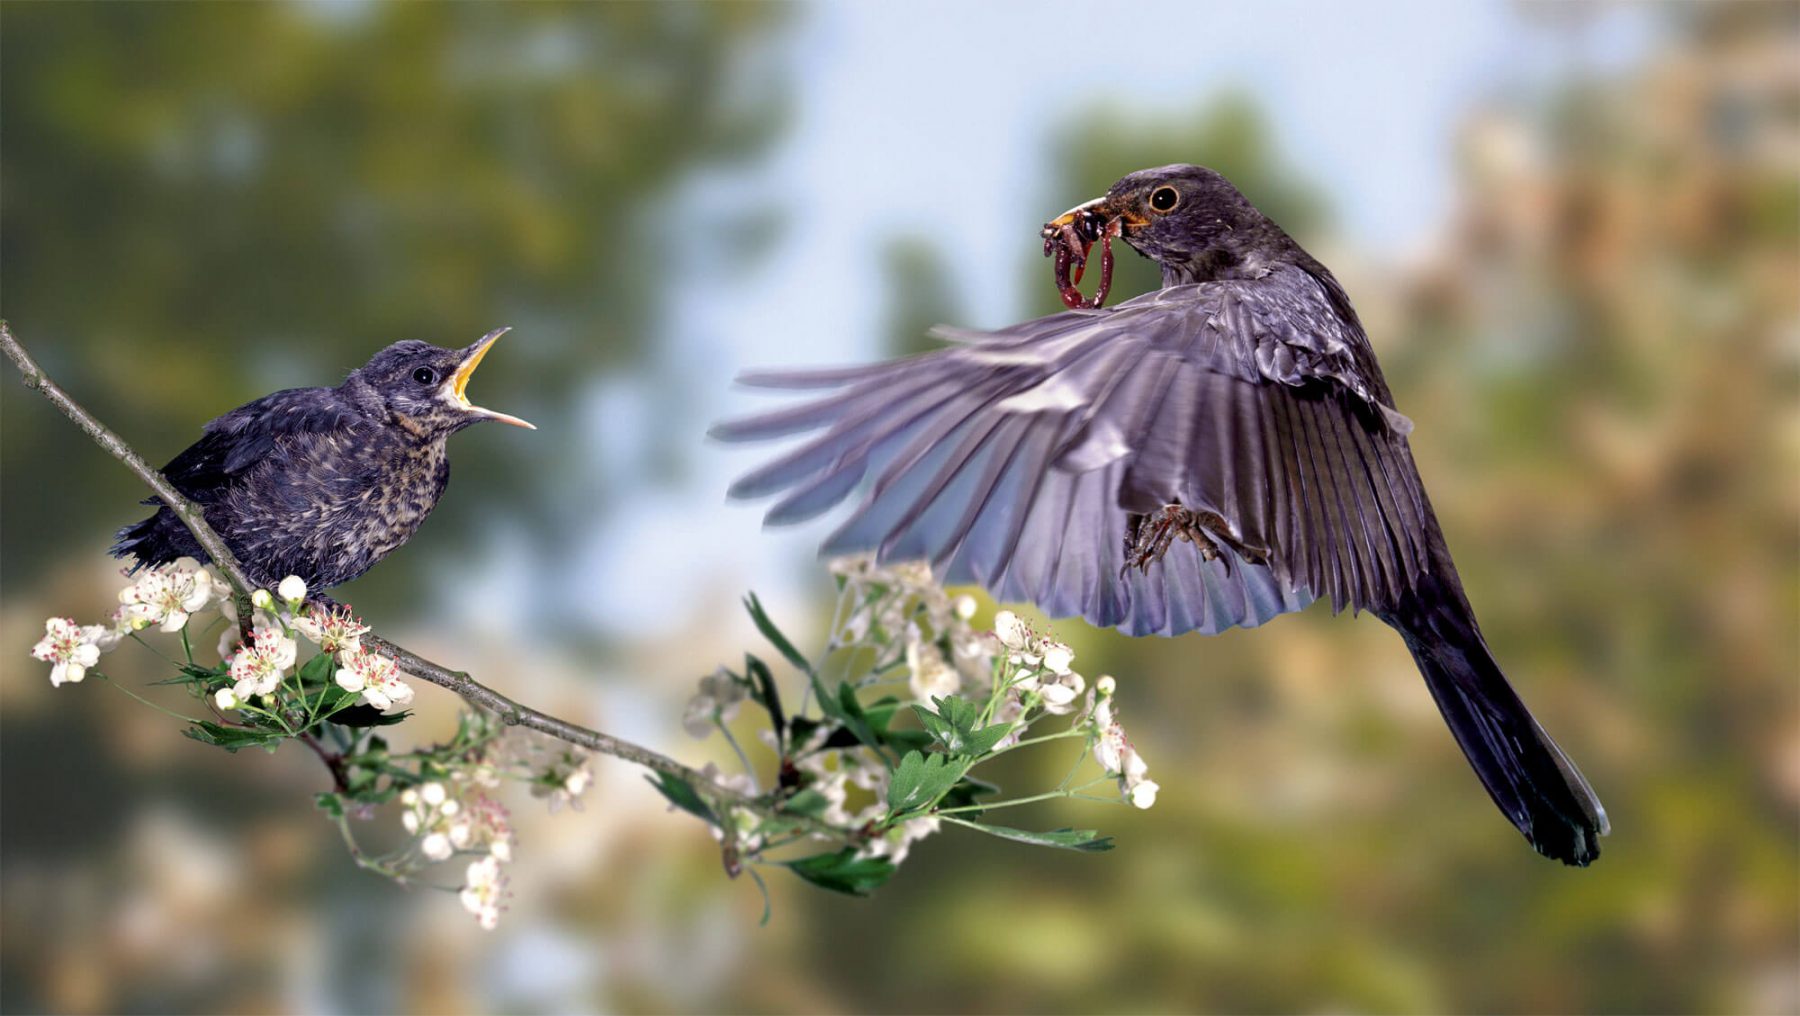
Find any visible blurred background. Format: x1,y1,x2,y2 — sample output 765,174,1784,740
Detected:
2,2,1795,1012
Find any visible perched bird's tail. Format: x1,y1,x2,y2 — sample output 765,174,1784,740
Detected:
110,502,205,572
1380,568,1610,866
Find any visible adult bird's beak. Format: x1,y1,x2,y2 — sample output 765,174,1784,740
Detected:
1043,195,1149,237
447,327,536,429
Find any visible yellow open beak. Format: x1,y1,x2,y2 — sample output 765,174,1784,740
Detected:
449,326,536,430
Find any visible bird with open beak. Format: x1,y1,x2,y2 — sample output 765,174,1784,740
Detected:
113,328,533,591
715,164,1609,866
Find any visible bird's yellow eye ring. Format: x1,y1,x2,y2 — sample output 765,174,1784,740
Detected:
1149,186,1180,214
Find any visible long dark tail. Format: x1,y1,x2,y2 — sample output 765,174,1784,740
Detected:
1379,567,1609,866
110,502,207,572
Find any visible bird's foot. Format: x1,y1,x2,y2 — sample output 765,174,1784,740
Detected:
1121,504,1219,576
1121,504,1266,577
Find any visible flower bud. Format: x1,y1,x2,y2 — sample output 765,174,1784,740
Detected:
1096,675,1116,696
214,688,240,710
277,576,308,604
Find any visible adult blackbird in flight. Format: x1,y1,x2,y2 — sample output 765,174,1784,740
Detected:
113,329,533,591
715,165,1609,865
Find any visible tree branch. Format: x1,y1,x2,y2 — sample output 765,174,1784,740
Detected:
1,321,745,808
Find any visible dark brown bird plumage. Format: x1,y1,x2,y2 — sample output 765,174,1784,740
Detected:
113,329,533,591
715,165,1609,865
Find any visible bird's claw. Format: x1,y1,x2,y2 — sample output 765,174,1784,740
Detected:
1120,504,1264,578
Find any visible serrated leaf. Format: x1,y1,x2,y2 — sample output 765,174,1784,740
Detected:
314,792,344,818
961,722,1014,757
783,848,895,896
944,817,1115,852
647,772,717,826
911,703,954,746
887,750,970,814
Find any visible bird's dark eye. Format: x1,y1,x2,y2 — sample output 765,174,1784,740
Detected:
1149,186,1180,214
412,367,437,385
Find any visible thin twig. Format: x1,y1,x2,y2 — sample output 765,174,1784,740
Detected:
0,321,747,810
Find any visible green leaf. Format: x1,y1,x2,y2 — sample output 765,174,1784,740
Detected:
182,721,284,753
743,593,812,676
911,695,1012,757
647,772,717,826
945,818,1115,852
297,651,335,687
331,705,410,728
887,750,970,815
314,791,344,818
821,682,883,755
744,653,785,749
783,848,895,896
782,787,831,818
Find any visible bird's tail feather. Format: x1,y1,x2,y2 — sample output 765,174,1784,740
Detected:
110,504,206,572
1384,574,1609,866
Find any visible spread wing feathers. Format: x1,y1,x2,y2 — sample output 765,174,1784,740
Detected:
715,271,1430,635
154,387,364,503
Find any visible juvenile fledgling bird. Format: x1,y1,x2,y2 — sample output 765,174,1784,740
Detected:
715,165,1609,865
113,329,533,591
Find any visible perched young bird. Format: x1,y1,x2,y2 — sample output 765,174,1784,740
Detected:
716,165,1609,866
113,329,533,591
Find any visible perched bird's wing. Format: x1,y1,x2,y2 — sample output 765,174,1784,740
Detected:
157,387,365,502
715,266,1429,636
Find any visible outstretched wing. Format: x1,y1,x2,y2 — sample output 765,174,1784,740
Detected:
157,387,364,503
714,266,1430,636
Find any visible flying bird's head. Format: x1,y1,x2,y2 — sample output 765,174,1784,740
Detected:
1043,165,1274,299
353,329,536,436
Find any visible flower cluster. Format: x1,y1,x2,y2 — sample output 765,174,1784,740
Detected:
993,609,1087,715
1091,676,1158,809
828,554,995,700
666,558,1160,908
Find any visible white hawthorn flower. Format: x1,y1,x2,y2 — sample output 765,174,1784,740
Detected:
683,666,747,738
1038,671,1086,715
993,610,1032,651
905,639,961,703
31,617,106,686
531,750,593,812
292,603,369,655
119,558,217,633
226,628,297,699
334,647,413,712
459,855,507,931
1040,640,1075,676
1091,697,1157,808
276,575,308,605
